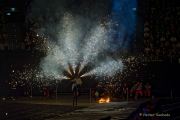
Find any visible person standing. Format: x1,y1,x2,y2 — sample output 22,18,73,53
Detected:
144,82,151,97
135,82,143,100
72,82,79,107
95,90,99,101
72,77,82,106
122,83,129,100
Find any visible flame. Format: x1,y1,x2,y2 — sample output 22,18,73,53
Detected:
98,97,110,103
106,97,110,103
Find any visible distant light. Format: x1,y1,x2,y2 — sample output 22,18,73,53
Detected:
132,8,136,11
6,12,11,16
11,8,16,12
36,34,39,37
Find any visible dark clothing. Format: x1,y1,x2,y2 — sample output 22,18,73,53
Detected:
72,83,79,106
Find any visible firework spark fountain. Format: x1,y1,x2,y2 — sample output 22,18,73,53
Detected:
39,14,124,81
26,0,137,82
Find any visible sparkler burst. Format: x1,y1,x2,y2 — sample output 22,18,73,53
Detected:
23,0,137,83
38,13,124,81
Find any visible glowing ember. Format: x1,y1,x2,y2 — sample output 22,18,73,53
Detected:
98,97,110,103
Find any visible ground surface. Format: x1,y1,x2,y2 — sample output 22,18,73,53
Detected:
0,96,143,120
48,101,141,120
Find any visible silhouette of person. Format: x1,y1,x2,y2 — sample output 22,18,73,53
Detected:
72,82,78,106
